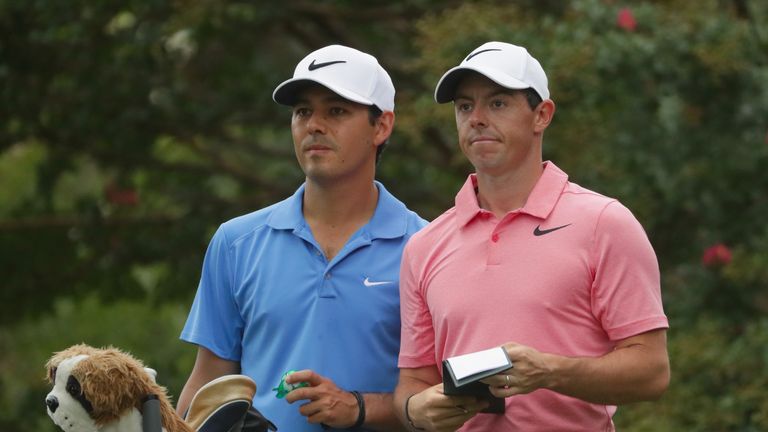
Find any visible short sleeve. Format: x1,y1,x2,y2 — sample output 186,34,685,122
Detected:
398,240,437,368
180,226,245,361
591,202,669,341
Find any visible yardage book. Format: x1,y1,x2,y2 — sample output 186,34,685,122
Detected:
442,346,512,414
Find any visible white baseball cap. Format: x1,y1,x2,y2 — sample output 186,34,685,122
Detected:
273,45,395,112
434,41,550,103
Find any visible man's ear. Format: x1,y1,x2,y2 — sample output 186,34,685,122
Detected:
533,99,555,134
374,111,395,147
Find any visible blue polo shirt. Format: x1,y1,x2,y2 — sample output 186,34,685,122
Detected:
181,181,426,431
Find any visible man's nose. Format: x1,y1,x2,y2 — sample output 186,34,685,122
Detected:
46,395,59,413
469,106,488,128
306,113,327,135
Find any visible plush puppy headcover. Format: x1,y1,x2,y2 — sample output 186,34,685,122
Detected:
45,344,192,432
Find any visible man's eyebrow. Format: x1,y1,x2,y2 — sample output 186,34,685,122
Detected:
453,88,519,103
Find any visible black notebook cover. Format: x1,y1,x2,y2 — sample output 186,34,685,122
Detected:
442,360,506,414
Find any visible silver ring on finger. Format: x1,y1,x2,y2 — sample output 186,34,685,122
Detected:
505,374,511,388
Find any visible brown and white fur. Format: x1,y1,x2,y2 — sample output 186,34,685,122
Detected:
45,344,192,432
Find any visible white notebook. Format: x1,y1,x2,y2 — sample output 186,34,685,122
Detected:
444,346,513,387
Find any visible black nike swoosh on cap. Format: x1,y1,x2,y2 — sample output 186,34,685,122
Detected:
308,59,347,71
533,223,572,236
465,48,502,61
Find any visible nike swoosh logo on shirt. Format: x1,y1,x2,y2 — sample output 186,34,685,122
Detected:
363,277,394,287
533,223,572,236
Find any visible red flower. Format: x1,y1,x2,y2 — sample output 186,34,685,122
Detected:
702,243,732,267
105,183,139,206
616,7,637,32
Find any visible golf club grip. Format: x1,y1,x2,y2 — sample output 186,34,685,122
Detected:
142,394,163,432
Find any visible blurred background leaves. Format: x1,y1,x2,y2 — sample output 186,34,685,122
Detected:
1,0,767,430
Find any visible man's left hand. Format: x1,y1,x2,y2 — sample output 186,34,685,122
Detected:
480,342,552,397
284,369,359,428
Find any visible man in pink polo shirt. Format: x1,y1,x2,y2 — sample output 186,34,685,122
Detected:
394,41,670,431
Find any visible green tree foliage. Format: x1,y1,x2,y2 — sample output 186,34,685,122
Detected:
1,0,767,430
0,0,455,321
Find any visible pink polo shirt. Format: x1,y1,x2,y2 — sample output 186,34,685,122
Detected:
399,162,668,431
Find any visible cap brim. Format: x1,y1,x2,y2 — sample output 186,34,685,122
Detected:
434,66,531,103
273,78,375,108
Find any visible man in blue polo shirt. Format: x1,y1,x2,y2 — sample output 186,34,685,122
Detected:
176,45,426,431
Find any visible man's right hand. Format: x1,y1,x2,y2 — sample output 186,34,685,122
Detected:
406,384,488,432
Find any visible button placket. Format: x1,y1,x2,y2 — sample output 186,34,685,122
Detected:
318,266,336,298
487,229,501,265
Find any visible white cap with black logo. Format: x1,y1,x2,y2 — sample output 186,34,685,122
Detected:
434,41,549,103
273,44,395,112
